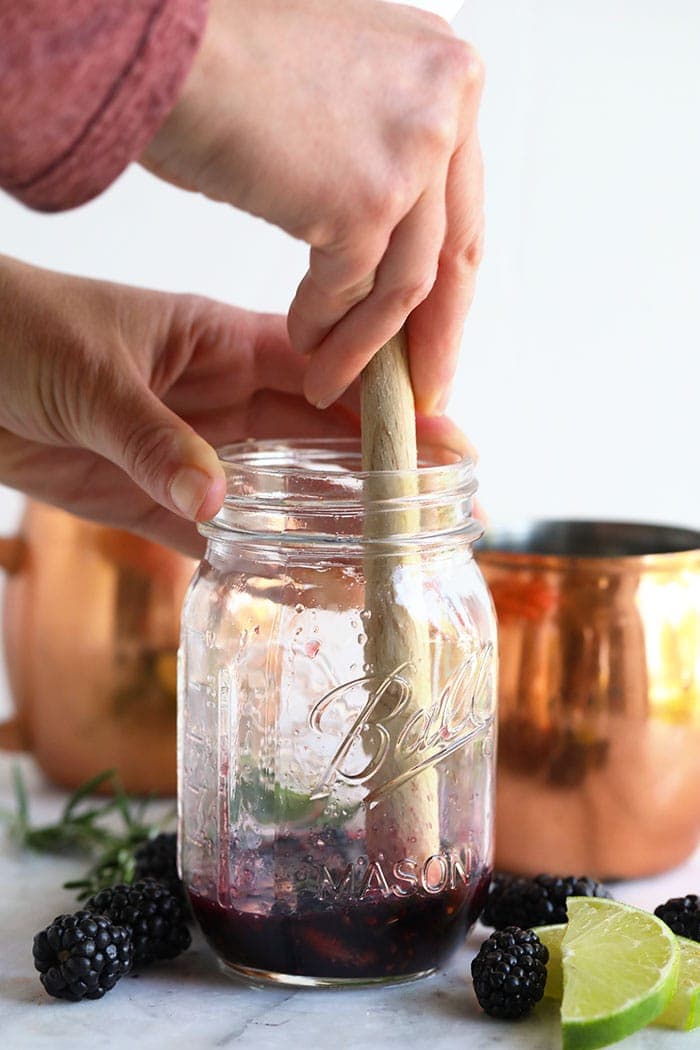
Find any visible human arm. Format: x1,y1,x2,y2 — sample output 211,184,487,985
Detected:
0,0,208,212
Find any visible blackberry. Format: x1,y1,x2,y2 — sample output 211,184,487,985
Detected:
471,927,548,1019
654,895,700,943
482,873,612,929
33,911,132,1001
87,879,191,967
134,833,188,909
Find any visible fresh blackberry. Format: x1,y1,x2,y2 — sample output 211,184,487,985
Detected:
654,895,700,942
33,911,132,1001
482,873,612,929
471,926,549,1019
86,879,191,967
134,833,188,909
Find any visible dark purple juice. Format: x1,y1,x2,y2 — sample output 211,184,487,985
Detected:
188,835,490,981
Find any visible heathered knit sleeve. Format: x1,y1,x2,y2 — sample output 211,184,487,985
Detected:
0,0,208,211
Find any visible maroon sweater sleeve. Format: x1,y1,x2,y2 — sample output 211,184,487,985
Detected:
0,0,208,212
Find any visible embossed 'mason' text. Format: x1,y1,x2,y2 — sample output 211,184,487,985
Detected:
298,848,475,902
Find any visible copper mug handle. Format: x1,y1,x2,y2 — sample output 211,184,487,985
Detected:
0,533,27,749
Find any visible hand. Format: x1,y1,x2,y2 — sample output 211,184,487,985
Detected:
142,0,484,414
0,257,470,554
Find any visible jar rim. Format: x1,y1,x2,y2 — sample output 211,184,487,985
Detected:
200,438,480,546
217,436,472,479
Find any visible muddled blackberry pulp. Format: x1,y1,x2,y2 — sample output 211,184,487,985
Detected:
188,828,490,981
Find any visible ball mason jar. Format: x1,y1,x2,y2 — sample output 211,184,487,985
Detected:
178,439,497,986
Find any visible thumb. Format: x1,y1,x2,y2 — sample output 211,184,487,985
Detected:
88,377,226,522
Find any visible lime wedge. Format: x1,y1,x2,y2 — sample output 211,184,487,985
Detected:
654,936,700,1030
532,923,565,999
560,897,680,1050
535,920,699,1033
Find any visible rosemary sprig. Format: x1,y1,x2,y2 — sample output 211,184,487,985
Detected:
4,765,175,900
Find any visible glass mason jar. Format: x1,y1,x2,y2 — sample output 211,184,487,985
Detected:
178,439,497,986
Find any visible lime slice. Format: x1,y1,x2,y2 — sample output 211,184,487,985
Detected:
654,936,700,1030
532,923,565,1000
535,921,699,1032
560,897,680,1050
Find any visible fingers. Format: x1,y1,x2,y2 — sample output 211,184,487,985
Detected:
473,498,488,526
161,308,309,434
0,427,204,555
287,232,390,358
415,412,477,463
250,313,308,396
0,405,478,556
291,39,485,414
407,128,485,415
407,44,485,414
301,182,448,408
176,390,360,452
245,390,361,442
87,380,226,523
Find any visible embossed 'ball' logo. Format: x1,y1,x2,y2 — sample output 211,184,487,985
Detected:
308,642,494,806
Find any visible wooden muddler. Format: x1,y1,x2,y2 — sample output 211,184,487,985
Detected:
361,330,440,866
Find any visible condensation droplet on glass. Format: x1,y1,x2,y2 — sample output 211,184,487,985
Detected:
360,608,371,621
350,619,359,630
205,629,215,647
295,603,304,615
253,624,260,635
357,633,367,646
304,640,321,659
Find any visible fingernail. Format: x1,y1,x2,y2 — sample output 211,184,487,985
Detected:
314,387,345,411
169,466,213,519
420,384,453,417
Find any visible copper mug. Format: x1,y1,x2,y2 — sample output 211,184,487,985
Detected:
0,501,195,794
477,520,700,880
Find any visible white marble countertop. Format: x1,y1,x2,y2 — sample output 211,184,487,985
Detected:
1,753,698,1050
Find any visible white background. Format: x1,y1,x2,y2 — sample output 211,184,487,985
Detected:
1,1,699,716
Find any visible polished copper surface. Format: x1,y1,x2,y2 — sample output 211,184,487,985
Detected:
477,521,700,880
0,502,195,794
